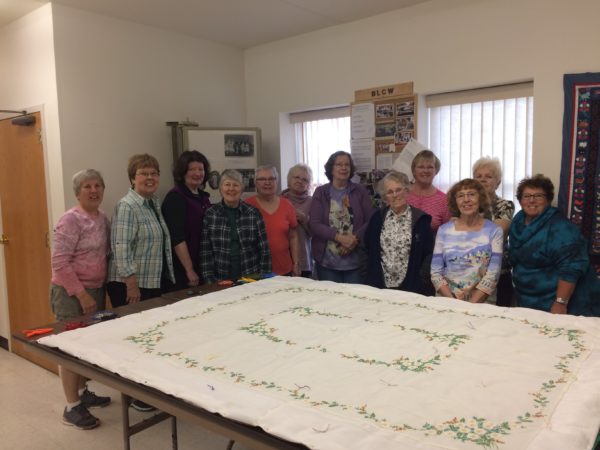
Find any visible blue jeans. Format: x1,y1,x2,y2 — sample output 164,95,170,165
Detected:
315,264,364,284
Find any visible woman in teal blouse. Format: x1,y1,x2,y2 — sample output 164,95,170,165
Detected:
509,175,599,316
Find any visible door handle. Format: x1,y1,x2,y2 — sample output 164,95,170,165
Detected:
0,234,8,244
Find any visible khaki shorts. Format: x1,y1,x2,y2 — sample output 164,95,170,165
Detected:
49,284,106,321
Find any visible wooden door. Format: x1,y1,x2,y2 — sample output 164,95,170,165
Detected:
0,111,56,372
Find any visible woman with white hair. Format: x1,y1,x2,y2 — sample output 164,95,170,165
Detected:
473,157,515,306
364,171,434,294
200,169,271,282
246,164,299,276
282,163,313,277
50,169,111,430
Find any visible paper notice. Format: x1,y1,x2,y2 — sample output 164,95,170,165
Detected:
351,103,375,139
350,139,375,172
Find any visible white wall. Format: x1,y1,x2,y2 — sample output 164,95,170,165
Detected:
52,4,247,215
244,0,600,188
0,4,64,224
0,4,63,342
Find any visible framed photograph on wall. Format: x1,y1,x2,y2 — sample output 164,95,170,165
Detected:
224,134,255,157
181,127,261,203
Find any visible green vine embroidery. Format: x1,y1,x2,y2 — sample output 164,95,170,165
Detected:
277,306,351,319
239,319,296,345
340,352,442,372
124,285,589,448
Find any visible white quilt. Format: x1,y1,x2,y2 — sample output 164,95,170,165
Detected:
39,277,600,450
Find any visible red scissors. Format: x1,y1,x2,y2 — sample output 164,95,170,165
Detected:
22,327,53,338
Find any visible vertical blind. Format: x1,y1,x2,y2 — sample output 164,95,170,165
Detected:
294,115,351,187
426,82,533,203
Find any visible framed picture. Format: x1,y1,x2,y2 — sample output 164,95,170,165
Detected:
181,127,261,202
396,101,415,116
375,103,394,120
375,122,396,138
224,134,255,157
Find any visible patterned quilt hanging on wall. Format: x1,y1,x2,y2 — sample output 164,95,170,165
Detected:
559,72,600,275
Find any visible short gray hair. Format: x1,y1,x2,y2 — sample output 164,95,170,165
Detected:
287,163,313,186
72,169,105,196
377,171,410,197
219,169,243,191
472,156,502,180
255,164,279,180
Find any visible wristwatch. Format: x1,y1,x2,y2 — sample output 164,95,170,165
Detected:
554,297,569,305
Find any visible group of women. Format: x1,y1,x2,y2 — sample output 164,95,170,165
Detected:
49,148,599,429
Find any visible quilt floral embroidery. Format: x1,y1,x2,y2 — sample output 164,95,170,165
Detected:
124,286,588,448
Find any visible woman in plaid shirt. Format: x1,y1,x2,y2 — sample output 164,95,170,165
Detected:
107,154,175,307
200,169,271,282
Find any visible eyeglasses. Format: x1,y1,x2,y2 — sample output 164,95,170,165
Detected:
385,188,407,197
522,193,546,200
456,191,478,200
136,171,160,178
256,177,277,183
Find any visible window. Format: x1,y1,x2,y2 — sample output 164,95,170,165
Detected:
291,107,351,187
426,82,533,203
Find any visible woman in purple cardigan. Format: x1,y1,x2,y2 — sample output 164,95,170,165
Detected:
162,151,212,290
309,151,375,283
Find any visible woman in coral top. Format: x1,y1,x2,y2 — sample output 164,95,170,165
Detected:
245,165,300,276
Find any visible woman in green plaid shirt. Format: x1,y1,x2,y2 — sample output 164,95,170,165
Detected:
107,154,175,307
200,169,271,282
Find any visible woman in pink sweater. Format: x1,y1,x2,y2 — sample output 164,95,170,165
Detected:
50,169,111,430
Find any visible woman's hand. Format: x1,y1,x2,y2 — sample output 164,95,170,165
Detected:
468,288,487,303
296,210,307,225
77,291,98,315
437,284,456,299
124,276,141,303
336,233,358,250
186,269,200,286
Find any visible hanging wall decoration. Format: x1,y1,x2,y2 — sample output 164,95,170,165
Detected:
559,72,600,275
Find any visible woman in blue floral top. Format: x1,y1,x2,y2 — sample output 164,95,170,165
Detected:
431,179,503,303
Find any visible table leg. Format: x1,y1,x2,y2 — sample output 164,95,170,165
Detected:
171,415,178,450
122,393,131,450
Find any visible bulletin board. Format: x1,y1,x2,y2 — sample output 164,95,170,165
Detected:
351,82,417,172
178,126,261,203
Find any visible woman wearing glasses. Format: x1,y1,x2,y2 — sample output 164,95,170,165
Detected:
107,154,175,308
246,165,299,276
364,171,434,294
430,178,503,303
407,150,451,234
509,175,599,315
309,151,375,283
